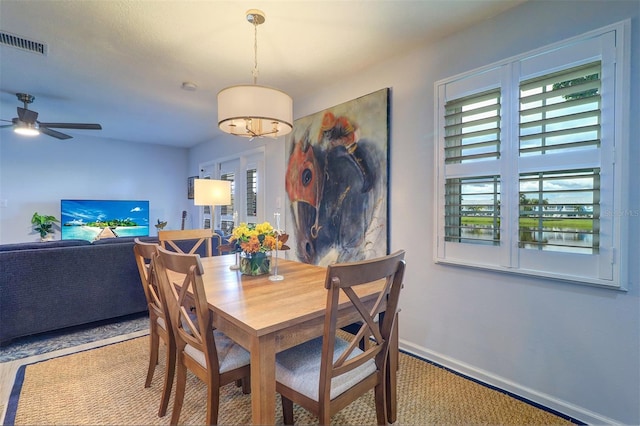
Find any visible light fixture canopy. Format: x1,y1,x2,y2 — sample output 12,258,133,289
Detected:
217,9,293,139
194,179,232,206
13,120,40,136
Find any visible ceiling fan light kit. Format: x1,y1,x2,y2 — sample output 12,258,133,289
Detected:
217,9,293,139
13,120,40,136
1,92,102,140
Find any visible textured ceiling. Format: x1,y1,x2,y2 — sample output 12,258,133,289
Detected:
0,0,525,148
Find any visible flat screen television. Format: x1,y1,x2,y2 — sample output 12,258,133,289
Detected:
61,199,150,242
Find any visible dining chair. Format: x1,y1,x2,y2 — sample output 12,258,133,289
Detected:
158,229,218,257
133,238,175,417
153,245,251,425
275,250,406,425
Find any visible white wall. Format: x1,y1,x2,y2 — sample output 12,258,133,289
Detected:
190,1,639,424
0,133,189,243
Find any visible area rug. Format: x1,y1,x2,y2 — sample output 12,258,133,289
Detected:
0,313,149,363
5,337,575,425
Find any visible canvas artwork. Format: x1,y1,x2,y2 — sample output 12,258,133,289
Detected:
285,88,389,266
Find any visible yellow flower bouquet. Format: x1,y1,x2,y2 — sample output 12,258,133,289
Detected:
229,222,289,275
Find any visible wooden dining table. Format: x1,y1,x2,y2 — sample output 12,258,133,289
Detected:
167,253,398,425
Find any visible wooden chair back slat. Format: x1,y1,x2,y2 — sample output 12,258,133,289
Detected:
158,229,216,257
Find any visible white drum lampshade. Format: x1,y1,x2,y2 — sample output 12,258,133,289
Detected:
194,179,231,206
218,85,292,138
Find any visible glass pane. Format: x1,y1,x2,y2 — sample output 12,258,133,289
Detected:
519,62,601,156
220,220,234,235
445,89,501,164
220,172,235,216
445,176,501,245
246,168,257,217
519,169,599,254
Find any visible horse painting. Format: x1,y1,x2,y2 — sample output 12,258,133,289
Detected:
285,89,389,266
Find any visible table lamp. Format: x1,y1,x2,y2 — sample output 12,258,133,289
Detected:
193,179,232,226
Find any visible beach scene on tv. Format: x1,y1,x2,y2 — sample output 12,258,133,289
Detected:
61,199,150,242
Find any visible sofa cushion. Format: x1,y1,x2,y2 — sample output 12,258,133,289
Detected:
0,239,90,252
91,236,158,245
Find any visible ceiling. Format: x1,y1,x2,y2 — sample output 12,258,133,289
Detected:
0,0,525,148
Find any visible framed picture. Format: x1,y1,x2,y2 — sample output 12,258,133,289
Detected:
284,88,390,266
187,176,197,199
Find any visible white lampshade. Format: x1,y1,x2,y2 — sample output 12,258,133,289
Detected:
218,84,293,138
194,179,231,206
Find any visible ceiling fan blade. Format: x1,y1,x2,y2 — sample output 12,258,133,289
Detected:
17,107,38,124
38,122,102,130
0,124,14,129
39,126,72,140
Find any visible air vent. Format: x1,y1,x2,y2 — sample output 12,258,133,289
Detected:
0,31,47,55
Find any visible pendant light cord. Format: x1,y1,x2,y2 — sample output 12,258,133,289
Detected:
252,21,259,85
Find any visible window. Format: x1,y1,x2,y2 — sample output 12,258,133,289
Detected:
219,171,236,234
434,22,629,289
201,148,266,233
246,167,258,220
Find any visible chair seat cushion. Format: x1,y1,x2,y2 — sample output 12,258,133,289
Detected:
275,336,377,401
156,316,166,330
184,330,250,373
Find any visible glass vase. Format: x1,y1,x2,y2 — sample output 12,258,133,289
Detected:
239,251,271,276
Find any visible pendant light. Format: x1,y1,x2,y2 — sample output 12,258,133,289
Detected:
217,9,293,139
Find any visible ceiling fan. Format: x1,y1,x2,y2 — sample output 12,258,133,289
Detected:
0,93,102,140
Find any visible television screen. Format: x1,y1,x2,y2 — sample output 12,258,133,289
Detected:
61,199,150,242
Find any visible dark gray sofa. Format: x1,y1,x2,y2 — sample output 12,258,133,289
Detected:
0,237,157,344
0,232,227,345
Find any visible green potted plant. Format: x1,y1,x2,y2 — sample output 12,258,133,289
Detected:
31,212,59,241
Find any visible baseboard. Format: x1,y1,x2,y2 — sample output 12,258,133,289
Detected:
399,339,618,425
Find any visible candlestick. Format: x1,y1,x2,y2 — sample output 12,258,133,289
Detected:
229,210,240,270
269,211,284,281
229,250,240,270
274,211,281,231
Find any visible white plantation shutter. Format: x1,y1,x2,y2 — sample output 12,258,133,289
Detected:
445,89,501,164
517,63,602,255
518,169,600,254
246,168,257,220
435,22,628,289
220,172,235,234
443,89,502,247
519,62,601,156
445,175,501,245
436,63,507,268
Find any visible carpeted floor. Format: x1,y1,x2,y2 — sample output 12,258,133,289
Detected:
5,336,575,425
